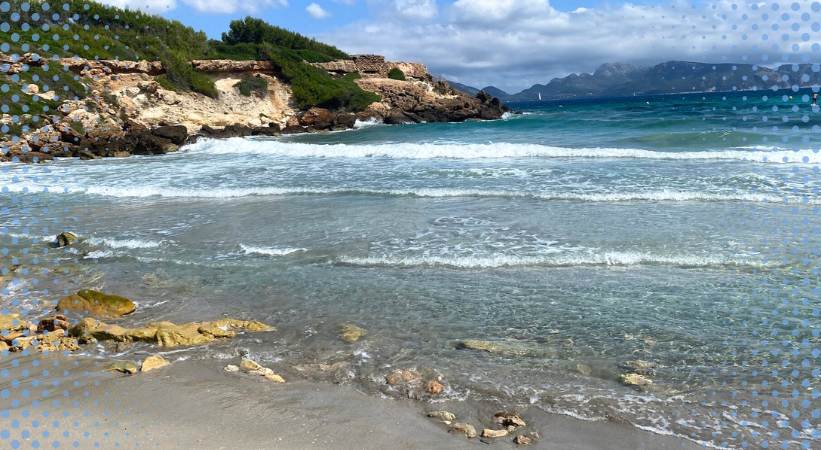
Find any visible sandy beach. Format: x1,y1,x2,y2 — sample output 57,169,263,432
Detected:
0,353,706,450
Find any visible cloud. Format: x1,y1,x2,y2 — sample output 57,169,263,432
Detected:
394,0,437,19
323,0,821,92
307,3,330,19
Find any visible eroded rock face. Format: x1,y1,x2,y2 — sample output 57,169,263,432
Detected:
314,55,429,80
57,290,137,318
69,317,274,348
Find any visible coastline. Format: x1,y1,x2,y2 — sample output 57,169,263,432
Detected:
0,354,706,450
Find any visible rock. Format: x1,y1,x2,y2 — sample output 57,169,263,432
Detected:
0,341,8,352
191,60,274,73
69,317,274,348
299,107,336,131
576,363,593,376
7,329,80,353
619,360,656,376
55,231,79,247
334,112,357,130
448,422,477,439
385,368,422,386
107,360,139,375
494,412,526,429
151,125,188,145
482,428,509,438
239,358,285,383
513,432,540,446
425,379,445,395
619,373,653,389
224,364,240,373
140,355,170,372
26,83,39,94
0,313,32,333
339,324,366,343
426,411,456,423
57,289,137,317
37,315,70,333
455,339,552,358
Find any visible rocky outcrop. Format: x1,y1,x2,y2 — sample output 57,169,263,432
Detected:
1,53,506,163
314,55,429,80
57,290,137,318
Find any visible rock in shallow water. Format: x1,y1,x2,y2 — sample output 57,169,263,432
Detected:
425,379,445,395
55,231,78,248
239,358,285,383
426,410,456,424
619,372,653,389
448,422,477,439
385,368,422,385
481,428,509,438
140,355,170,372
494,411,527,429
57,289,136,318
107,360,139,375
513,432,540,446
69,317,274,348
339,324,367,343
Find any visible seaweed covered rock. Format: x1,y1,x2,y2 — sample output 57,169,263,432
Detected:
57,290,137,317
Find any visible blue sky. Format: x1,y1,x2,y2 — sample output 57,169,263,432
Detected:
101,1,818,92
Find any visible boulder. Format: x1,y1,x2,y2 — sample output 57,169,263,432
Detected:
339,324,366,343
140,355,170,372
448,422,477,439
299,107,336,130
619,360,656,376
334,112,357,130
239,358,285,383
494,412,526,429
55,231,79,248
513,432,540,446
37,315,70,333
425,379,445,395
455,339,551,358
151,125,188,145
57,289,137,317
0,313,33,333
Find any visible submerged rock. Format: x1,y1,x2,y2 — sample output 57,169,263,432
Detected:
619,360,656,376
619,373,653,389
482,428,509,438
140,355,170,372
57,289,136,317
385,368,422,386
455,339,553,358
339,324,367,343
448,422,477,439
425,379,445,395
69,317,274,348
426,410,456,424
55,231,79,247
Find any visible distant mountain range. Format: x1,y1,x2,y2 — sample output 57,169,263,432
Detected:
451,61,821,102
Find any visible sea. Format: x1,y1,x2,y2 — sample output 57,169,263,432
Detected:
2,90,820,449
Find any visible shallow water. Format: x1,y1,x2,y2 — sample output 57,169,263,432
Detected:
2,91,820,449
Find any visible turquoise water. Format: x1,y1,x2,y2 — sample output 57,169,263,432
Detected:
1,91,820,448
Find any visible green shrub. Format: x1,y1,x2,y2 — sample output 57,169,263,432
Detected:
222,17,348,61
157,53,218,98
261,45,379,112
388,68,407,81
235,76,269,97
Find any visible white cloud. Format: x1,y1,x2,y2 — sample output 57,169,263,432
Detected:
394,0,437,19
324,0,819,93
181,0,287,14
307,2,330,19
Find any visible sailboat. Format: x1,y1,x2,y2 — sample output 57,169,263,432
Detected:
538,92,542,101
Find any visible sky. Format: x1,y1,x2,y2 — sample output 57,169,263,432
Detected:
99,0,821,93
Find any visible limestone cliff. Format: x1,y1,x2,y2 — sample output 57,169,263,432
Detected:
1,53,507,163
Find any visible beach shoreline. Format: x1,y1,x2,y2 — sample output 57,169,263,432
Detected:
0,354,707,450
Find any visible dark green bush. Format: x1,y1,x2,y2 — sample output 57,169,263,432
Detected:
261,45,379,112
388,68,407,81
235,76,269,97
222,18,348,61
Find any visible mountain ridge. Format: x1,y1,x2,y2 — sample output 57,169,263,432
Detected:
452,60,821,102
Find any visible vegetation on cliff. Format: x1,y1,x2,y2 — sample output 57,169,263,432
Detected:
0,0,378,124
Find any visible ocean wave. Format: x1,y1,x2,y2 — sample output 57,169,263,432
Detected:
185,139,820,164
239,244,306,256
336,251,775,269
86,237,164,249
0,183,802,204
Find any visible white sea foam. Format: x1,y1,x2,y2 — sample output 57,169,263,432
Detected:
337,251,774,269
239,244,306,256
86,237,164,249
185,139,821,164
1,182,803,204
353,118,383,128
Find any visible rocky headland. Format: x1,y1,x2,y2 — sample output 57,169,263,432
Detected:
0,53,507,163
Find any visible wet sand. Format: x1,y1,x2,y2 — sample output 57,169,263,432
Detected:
0,354,706,449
